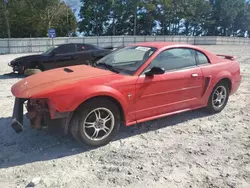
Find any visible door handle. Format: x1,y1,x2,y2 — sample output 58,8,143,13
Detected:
191,73,199,78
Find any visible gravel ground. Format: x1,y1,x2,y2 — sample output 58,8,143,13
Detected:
0,45,249,188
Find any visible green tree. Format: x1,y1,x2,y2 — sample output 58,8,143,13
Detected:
206,0,245,36
78,0,110,36
182,0,212,36
156,0,172,35
232,1,250,36
0,0,11,38
27,0,77,37
0,0,77,38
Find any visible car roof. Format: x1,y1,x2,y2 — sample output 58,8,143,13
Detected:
129,42,201,50
57,43,99,49
59,43,84,45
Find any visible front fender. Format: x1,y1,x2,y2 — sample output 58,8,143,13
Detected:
48,85,129,115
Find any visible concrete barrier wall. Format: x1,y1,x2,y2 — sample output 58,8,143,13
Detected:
0,36,249,54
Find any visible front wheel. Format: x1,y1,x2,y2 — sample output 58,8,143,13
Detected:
24,69,42,76
207,81,230,113
69,98,121,147
16,65,25,75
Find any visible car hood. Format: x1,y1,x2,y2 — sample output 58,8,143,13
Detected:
11,65,117,98
13,54,42,62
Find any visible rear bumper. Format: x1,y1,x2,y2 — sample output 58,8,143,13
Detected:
230,75,242,95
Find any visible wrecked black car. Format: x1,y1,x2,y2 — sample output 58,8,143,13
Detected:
8,43,121,74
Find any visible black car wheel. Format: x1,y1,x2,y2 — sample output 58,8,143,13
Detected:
69,98,121,147
16,65,25,75
24,69,42,77
207,81,230,113
34,62,45,71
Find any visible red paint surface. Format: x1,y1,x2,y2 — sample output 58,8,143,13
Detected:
11,42,242,126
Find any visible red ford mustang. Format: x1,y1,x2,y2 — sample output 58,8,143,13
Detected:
11,42,242,146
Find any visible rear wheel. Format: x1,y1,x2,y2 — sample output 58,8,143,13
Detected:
35,62,45,71
207,81,229,113
69,98,120,147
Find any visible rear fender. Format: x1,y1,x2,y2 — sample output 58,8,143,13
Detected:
213,71,232,86
205,71,232,100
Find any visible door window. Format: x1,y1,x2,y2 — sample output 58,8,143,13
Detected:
55,44,74,54
146,48,196,72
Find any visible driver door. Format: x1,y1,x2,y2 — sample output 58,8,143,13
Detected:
42,44,77,70
52,44,77,68
135,48,204,122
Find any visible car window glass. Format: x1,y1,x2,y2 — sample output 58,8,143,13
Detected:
196,51,210,65
85,44,97,49
114,48,146,63
77,44,86,52
76,44,97,52
147,48,196,71
96,46,157,75
55,44,74,54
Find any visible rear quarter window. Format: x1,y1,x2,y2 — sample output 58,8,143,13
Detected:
76,44,96,52
196,51,210,65
77,44,86,52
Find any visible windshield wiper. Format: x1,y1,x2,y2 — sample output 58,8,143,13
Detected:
97,63,120,74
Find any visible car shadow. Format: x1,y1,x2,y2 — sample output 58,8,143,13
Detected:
0,72,25,80
0,109,211,169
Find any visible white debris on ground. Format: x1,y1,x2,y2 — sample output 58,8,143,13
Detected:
27,177,42,187
0,45,249,188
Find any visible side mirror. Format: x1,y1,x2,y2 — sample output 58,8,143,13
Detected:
145,66,165,77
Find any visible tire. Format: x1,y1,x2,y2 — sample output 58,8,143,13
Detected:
36,63,45,71
207,81,230,113
17,65,25,75
69,116,82,143
69,98,121,147
24,69,42,76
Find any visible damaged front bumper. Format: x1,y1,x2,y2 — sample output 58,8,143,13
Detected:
11,98,26,133
8,62,24,73
11,98,72,134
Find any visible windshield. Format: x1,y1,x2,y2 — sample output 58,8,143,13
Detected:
42,46,58,55
96,46,157,75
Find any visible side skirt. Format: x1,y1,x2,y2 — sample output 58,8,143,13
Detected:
126,105,207,127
